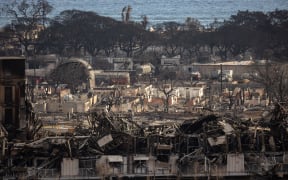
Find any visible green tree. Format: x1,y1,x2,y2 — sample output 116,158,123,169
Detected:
38,10,117,57
178,30,202,62
2,0,53,56
155,21,184,57
111,22,153,57
267,10,288,60
185,17,204,31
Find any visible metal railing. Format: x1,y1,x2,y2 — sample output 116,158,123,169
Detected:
37,168,59,178
79,168,97,177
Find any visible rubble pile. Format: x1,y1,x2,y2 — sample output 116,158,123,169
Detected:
1,102,288,179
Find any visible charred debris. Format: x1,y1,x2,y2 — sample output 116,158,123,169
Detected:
1,101,288,179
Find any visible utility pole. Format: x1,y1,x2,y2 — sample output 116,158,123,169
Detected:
220,64,223,96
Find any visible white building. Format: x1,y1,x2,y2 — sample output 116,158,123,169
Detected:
144,84,203,104
161,55,180,66
177,86,204,99
108,57,133,70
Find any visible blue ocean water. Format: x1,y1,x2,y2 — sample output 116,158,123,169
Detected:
0,0,288,27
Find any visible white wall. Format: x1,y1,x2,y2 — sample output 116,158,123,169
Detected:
178,87,204,99
61,158,79,176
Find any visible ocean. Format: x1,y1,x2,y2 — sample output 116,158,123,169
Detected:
1,0,288,28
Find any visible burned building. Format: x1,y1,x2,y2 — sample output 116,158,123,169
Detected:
0,57,26,139
94,71,131,86
1,56,288,179
1,102,288,179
